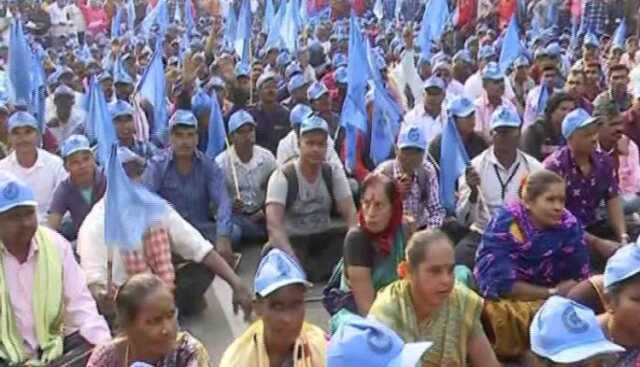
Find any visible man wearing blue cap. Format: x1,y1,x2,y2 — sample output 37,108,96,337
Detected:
250,72,291,155
544,108,628,268
110,100,158,162
266,114,356,281
216,110,277,246
456,106,544,269
219,248,326,366
308,81,341,139
475,62,520,141
464,45,497,101
529,296,625,366
47,134,106,240
0,111,67,224
0,174,110,366
328,315,432,367
284,74,309,109
404,76,448,144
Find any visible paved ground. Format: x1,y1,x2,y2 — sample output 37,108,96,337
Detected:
180,243,330,366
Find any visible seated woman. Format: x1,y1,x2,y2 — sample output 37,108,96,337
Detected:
87,273,210,367
474,169,591,361
369,229,501,367
529,296,625,367
220,248,326,366
598,243,640,366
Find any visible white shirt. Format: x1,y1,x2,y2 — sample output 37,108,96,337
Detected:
403,103,447,143
523,85,557,128
47,108,87,144
276,131,343,166
447,79,465,99
66,4,86,33
77,199,214,287
456,147,544,231
0,149,67,223
464,71,516,102
47,3,72,38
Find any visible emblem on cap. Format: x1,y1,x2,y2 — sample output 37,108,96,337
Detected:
408,127,420,142
2,182,19,201
562,306,589,333
460,98,471,109
498,109,511,120
367,330,393,354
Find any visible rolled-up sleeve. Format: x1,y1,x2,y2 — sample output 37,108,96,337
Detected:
206,159,232,238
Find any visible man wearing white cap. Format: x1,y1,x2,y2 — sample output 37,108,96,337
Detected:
46,84,86,145
0,111,67,224
0,174,110,366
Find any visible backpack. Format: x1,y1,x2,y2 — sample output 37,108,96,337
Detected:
282,161,336,211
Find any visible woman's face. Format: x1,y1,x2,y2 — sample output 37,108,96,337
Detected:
409,240,455,310
525,182,566,228
361,181,393,234
257,284,306,351
126,288,178,358
551,101,576,126
608,279,640,336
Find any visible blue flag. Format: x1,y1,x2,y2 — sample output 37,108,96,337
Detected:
439,117,469,212
235,0,252,59
112,6,124,37
173,0,182,23
536,83,550,116
282,0,299,53
141,0,169,36
417,0,450,58
127,0,136,31
225,6,238,49
205,91,227,159
300,0,309,24
184,0,195,35
105,144,168,250
30,52,46,134
613,18,627,49
137,40,168,138
263,0,275,33
499,15,524,72
264,1,286,51
87,77,116,164
8,19,32,107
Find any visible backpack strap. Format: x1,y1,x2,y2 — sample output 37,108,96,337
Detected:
283,162,298,210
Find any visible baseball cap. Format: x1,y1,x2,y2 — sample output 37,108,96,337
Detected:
397,124,427,151
514,56,530,68
583,33,600,48
110,100,135,120
256,72,277,90
447,96,476,118
561,108,600,139
490,106,521,130
332,53,348,68
61,134,92,159
8,111,38,132
54,85,75,98
0,174,37,214
328,315,432,367
228,109,256,134
290,104,313,127
478,45,497,60
482,62,505,81
169,109,198,130
546,42,562,57
285,62,303,80
423,76,445,91
287,74,308,93
531,296,624,363
235,63,250,78
300,114,329,135
307,81,329,101
453,49,473,65
254,248,311,298
207,76,226,90
98,72,114,82
335,66,348,85
604,242,640,288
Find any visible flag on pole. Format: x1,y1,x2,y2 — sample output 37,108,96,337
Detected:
263,0,275,34
8,19,32,107
127,0,136,31
225,6,238,49
173,0,182,23
112,6,124,37
87,77,117,164
439,117,470,212
205,91,227,159
137,39,168,139
498,15,524,72
235,0,252,60
282,0,299,53
613,18,627,49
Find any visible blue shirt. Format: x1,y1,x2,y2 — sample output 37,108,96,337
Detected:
142,150,232,240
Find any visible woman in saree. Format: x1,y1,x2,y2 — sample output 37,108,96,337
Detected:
368,229,501,367
474,169,591,361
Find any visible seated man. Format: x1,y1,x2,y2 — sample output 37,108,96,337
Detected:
376,124,445,230
48,135,106,240
0,111,67,223
110,100,158,162
265,115,356,281
0,174,110,366
219,248,326,367
216,110,278,246
143,110,234,264
456,106,543,269
79,147,252,318
46,84,86,146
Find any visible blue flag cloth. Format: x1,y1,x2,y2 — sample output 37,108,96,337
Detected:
263,0,275,33
499,15,524,72
30,52,46,134
264,1,286,51
225,6,238,49
536,83,550,116
141,0,169,36
340,13,370,172
205,91,227,159
282,0,299,53
127,0,136,31
417,0,450,58
439,117,470,212
613,19,627,49
173,0,182,23
104,144,168,250
137,40,168,138
235,0,252,59
373,0,383,20
185,0,195,35
87,77,116,164
112,6,123,37
300,0,309,24
8,19,32,107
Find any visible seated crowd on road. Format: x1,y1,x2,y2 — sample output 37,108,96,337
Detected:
5,0,640,366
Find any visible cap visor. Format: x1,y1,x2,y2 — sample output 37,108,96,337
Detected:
64,147,92,158
0,200,37,214
549,340,626,364
387,342,433,367
257,278,313,298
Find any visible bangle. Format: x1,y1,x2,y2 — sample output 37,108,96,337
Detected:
548,288,558,297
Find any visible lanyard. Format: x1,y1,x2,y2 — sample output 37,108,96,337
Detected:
493,162,521,201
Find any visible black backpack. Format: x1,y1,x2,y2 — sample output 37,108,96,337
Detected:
282,161,336,211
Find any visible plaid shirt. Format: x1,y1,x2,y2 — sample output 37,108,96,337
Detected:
580,0,608,37
121,227,175,289
391,160,445,229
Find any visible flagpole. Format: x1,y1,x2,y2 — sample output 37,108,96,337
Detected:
249,37,253,105
224,136,242,198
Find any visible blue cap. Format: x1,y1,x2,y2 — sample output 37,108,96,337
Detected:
335,66,348,84
423,76,445,91
98,72,113,82
228,109,256,134
169,109,198,129
54,84,75,98
110,100,134,120
287,74,308,93
256,72,277,90
604,243,640,288
300,114,329,135
327,315,432,367
447,96,476,118
277,51,292,68
235,63,250,78
307,81,329,101
61,134,92,158
8,111,38,132
583,33,600,48
332,53,348,68
561,108,600,139
490,106,521,130
0,174,37,214
531,296,624,363
254,248,311,297
546,42,562,57
397,124,427,151
478,45,497,60
285,62,303,80
129,363,154,367
453,49,473,64
114,68,134,85
482,62,505,81
290,104,313,127
514,56,530,68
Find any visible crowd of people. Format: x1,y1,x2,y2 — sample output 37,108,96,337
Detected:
3,0,640,366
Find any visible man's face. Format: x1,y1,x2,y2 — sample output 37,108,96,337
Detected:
583,45,599,61
568,123,600,156
491,126,521,157
9,127,38,155
483,79,505,100
311,94,331,114
298,130,328,165
114,116,136,142
259,79,278,105
396,147,424,173
610,69,629,94
115,83,133,101
599,114,624,145
170,126,198,158
256,285,306,356
0,206,38,250
101,79,114,98
54,95,74,117
541,70,557,87
65,151,96,184
565,73,585,98
230,124,255,152
585,65,600,84
423,88,445,112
